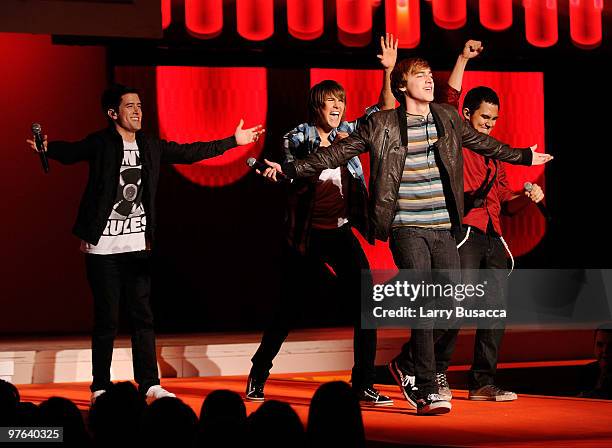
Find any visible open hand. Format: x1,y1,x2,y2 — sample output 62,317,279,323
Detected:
378,33,399,70
235,119,265,146
530,144,553,166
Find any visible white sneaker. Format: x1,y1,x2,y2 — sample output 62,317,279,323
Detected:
90,389,106,405
145,385,176,404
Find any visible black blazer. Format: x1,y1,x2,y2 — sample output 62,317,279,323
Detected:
47,126,237,245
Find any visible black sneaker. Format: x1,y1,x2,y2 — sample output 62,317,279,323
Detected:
469,384,517,401
435,372,452,401
416,393,452,415
245,375,265,401
388,359,418,409
356,387,394,407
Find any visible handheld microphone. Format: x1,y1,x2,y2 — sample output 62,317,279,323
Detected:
246,157,292,183
524,182,551,222
32,123,49,173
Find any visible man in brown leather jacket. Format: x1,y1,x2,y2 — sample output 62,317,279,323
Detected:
263,58,552,415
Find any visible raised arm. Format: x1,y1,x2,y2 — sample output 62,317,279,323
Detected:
448,40,483,92
377,33,399,111
437,40,483,108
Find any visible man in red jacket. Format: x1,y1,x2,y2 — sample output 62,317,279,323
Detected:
434,40,545,402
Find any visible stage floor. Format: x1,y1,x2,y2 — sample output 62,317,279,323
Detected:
17,371,612,448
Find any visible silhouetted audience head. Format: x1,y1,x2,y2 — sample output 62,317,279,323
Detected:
579,323,612,399
0,379,20,425
307,381,365,448
197,389,246,447
89,381,145,447
594,323,612,371
247,400,305,448
141,396,197,447
38,397,90,446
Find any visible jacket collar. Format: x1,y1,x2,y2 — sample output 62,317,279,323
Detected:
428,103,446,139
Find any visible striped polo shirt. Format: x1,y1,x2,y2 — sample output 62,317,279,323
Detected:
392,113,451,229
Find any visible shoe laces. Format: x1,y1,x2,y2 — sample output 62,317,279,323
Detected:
484,384,505,394
435,372,450,389
427,393,444,402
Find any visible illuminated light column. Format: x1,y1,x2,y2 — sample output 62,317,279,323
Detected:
185,0,223,39
385,0,420,49
524,0,558,47
479,0,513,31
237,0,274,41
337,0,372,47
570,0,603,49
287,0,324,40
161,0,172,30
432,0,467,29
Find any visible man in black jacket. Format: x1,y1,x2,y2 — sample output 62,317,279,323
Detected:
27,84,263,403
262,58,551,415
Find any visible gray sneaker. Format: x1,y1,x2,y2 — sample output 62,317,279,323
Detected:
469,385,517,401
435,372,452,401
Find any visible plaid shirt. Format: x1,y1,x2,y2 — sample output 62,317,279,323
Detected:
283,105,379,254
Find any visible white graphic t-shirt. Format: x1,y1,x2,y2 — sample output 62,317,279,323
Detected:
81,140,147,254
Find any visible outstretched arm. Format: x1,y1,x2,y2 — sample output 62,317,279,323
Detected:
377,33,399,110
262,120,372,180
461,119,552,166
161,119,265,164
29,134,96,165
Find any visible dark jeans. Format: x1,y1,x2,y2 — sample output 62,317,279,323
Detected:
434,227,508,389
389,227,461,396
85,251,159,394
250,224,377,390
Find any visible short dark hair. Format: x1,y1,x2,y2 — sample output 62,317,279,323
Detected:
308,80,346,124
390,57,431,106
463,86,500,115
101,84,140,115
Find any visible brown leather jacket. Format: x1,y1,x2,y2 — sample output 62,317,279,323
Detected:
283,103,533,243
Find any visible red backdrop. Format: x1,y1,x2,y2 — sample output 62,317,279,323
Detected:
0,33,107,334
156,66,267,187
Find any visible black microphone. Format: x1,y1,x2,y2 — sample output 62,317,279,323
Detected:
246,157,292,183
32,123,49,174
524,182,551,222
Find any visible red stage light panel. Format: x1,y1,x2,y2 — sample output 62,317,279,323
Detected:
432,0,467,29
385,0,421,49
458,71,547,257
480,0,513,31
237,0,274,41
185,0,223,39
524,0,558,47
156,67,267,187
287,0,324,40
162,0,172,30
336,0,373,47
570,0,603,49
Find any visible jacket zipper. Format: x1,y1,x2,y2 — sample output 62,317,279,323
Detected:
375,128,389,182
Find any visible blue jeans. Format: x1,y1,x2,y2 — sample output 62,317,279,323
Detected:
389,226,461,396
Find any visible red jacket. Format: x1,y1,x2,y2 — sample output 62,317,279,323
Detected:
443,86,516,235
